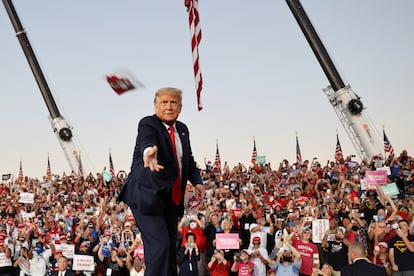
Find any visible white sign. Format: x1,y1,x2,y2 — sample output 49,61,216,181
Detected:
55,244,75,259
72,254,95,271
18,192,34,204
312,219,329,243
40,181,53,189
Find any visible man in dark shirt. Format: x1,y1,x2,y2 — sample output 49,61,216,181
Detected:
237,206,256,249
322,227,350,273
389,219,414,274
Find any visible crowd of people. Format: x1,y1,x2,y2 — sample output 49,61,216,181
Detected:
0,149,413,276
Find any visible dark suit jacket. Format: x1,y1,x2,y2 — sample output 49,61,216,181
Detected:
118,115,202,215
50,270,76,276
340,259,386,276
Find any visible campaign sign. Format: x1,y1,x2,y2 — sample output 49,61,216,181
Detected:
18,192,34,204
72,254,95,271
55,244,75,259
215,233,240,250
312,219,329,243
365,170,388,185
381,182,399,197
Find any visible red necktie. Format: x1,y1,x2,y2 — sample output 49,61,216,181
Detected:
168,126,182,205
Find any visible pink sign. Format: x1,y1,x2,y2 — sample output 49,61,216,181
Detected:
365,170,388,185
215,233,240,250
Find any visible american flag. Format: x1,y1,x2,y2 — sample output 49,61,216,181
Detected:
18,160,24,182
214,142,221,173
383,129,395,157
106,74,135,95
296,135,302,166
251,139,257,164
77,155,84,178
46,156,52,180
335,134,344,162
185,0,203,111
109,152,115,177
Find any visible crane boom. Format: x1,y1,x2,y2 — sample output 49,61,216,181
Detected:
2,0,82,172
286,0,383,160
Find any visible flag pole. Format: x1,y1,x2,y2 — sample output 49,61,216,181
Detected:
382,125,386,159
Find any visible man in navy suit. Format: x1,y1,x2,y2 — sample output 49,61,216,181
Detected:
340,242,386,276
50,256,76,276
118,87,204,276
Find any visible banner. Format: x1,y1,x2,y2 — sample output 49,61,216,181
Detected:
215,233,240,250
1,174,11,181
365,170,388,185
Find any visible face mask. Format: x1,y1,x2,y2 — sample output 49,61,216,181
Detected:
134,261,142,268
34,246,44,254
189,222,197,229
282,256,292,262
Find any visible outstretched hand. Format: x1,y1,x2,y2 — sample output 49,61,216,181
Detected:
194,184,205,200
143,146,164,171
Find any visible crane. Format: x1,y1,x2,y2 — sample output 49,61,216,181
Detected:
286,0,384,161
3,0,82,172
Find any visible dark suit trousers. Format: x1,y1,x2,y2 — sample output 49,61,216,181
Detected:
132,195,181,276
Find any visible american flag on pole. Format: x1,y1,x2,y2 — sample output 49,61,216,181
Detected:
46,156,52,180
335,134,344,162
18,160,24,182
77,155,84,178
109,152,115,177
383,129,395,157
214,142,221,173
296,135,302,166
251,139,257,164
184,0,203,111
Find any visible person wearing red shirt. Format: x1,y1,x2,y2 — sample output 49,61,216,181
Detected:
206,249,231,276
288,227,319,276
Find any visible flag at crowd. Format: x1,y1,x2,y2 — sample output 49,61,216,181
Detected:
2,174,11,181
184,0,203,111
18,160,24,182
213,141,221,173
77,155,84,178
46,155,52,180
335,134,344,162
383,129,395,157
296,135,302,166
109,152,115,177
251,138,257,164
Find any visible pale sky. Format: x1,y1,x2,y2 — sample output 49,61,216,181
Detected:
1,0,413,179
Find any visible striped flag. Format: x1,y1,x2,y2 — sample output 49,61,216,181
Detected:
185,0,203,111
214,142,221,173
251,139,257,164
18,160,24,182
383,129,395,157
335,134,344,162
46,156,52,180
296,135,302,166
77,155,84,178
109,152,115,177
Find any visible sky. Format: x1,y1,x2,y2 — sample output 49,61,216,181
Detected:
1,0,413,179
